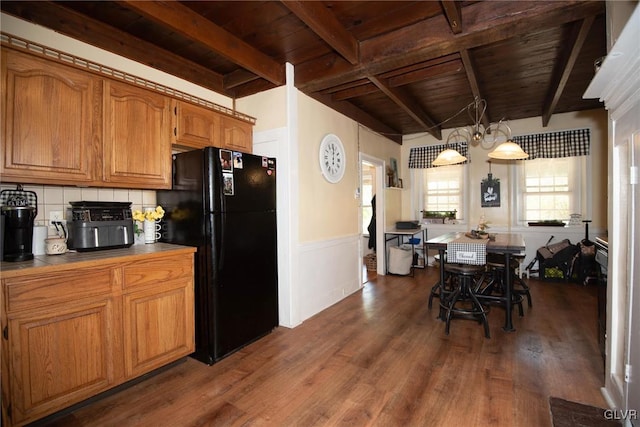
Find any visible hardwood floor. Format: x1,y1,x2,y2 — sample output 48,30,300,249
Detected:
40,266,606,427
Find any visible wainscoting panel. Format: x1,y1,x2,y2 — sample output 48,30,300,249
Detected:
298,234,362,322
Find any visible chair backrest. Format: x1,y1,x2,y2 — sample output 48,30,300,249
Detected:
447,241,487,265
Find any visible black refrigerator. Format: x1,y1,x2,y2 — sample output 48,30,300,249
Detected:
157,147,278,365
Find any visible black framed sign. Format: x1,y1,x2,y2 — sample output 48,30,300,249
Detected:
481,173,500,207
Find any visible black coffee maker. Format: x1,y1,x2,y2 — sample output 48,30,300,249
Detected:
1,185,38,262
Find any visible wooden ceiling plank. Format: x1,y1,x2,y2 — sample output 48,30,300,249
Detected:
280,0,359,65
297,1,603,93
309,92,403,144
440,1,463,34
542,16,595,126
459,49,491,130
0,1,227,94
368,76,442,139
120,0,285,86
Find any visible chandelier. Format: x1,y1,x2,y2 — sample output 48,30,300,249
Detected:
432,99,529,165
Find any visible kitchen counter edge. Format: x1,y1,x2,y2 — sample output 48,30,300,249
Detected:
0,243,197,279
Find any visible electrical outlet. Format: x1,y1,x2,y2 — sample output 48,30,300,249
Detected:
49,211,64,222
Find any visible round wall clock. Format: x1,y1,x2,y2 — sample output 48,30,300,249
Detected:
319,134,346,183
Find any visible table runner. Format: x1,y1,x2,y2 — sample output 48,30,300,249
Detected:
447,235,488,265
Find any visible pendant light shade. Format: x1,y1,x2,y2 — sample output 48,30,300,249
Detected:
432,128,469,166
488,140,529,159
432,148,467,166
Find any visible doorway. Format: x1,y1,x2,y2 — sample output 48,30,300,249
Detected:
360,153,385,281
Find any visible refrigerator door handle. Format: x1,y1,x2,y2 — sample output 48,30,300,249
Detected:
219,212,226,274
214,148,227,275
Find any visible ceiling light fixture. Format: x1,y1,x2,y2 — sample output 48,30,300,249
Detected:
468,96,487,144
487,123,529,160
432,128,469,166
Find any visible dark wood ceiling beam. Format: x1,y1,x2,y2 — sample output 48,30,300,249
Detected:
330,84,378,101
296,1,604,93
224,69,261,90
309,92,403,144
368,76,442,140
387,59,463,88
542,16,595,126
280,0,359,65
119,0,285,86
329,59,463,101
440,1,463,34
459,49,491,130
0,1,227,94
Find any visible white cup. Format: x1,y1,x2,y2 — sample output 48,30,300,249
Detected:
45,237,67,255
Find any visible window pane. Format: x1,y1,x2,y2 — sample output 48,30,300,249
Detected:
521,157,579,222
423,165,464,216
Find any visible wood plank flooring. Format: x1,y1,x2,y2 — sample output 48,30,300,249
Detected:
40,266,607,427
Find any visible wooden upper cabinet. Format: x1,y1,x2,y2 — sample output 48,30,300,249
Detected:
0,50,99,185
103,79,172,189
220,115,253,153
172,100,220,149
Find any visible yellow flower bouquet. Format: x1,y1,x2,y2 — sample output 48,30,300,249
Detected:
133,206,165,222
132,206,165,237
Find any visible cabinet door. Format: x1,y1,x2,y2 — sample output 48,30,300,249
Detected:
123,279,194,378
7,298,121,425
173,100,220,149
1,49,99,185
220,115,253,153
103,79,171,189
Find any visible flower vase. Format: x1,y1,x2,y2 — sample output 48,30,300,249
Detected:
144,219,159,244
134,221,146,245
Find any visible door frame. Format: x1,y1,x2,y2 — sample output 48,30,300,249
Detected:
360,153,385,275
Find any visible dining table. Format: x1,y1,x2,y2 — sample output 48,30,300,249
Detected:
425,231,526,332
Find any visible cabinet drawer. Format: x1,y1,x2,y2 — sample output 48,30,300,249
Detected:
5,268,114,313
122,254,193,291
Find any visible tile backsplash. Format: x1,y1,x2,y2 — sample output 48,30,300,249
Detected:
0,183,157,236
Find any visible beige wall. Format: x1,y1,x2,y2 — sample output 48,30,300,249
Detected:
400,109,608,229
296,93,360,242
237,86,287,131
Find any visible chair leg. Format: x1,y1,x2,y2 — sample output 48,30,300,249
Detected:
468,287,491,338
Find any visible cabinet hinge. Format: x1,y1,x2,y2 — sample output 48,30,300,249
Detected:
2,325,7,340
174,127,177,136
7,403,11,418
174,106,177,115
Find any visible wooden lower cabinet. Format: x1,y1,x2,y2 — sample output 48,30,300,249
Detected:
1,251,194,427
7,297,122,425
123,283,193,377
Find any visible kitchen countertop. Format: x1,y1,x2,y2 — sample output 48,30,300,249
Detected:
0,243,196,279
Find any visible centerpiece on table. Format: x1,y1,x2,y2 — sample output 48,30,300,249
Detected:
132,205,165,244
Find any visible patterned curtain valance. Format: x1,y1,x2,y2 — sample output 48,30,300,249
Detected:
408,144,469,169
511,128,590,160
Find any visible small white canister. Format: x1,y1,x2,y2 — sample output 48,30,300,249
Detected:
32,225,48,255
45,236,67,255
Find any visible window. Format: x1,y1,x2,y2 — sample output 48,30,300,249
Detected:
512,128,591,225
409,142,469,222
518,156,586,223
421,164,466,220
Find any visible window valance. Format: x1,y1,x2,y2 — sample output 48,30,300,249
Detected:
408,144,469,169
511,128,590,160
